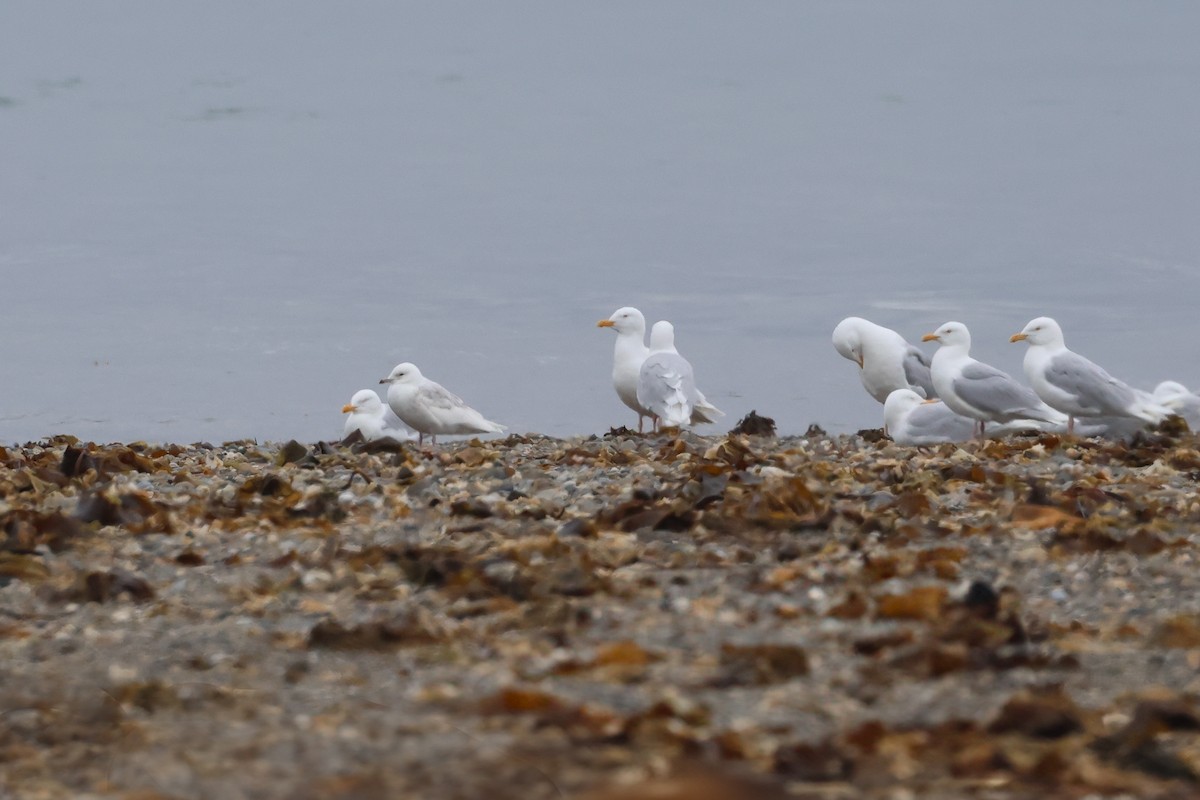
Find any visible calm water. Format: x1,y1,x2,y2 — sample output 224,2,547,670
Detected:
3,2,1199,443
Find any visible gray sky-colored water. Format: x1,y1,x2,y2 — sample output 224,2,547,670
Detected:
2,2,1199,443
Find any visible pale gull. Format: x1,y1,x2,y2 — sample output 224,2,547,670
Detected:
379,362,505,446
598,306,652,431
1154,381,1200,429
1011,317,1171,435
637,344,700,430
648,320,725,426
924,321,1060,439
833,317,937,403
342,389,415,443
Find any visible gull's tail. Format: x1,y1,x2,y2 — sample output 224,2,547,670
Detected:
1130,390,1174,425
690,390,725,425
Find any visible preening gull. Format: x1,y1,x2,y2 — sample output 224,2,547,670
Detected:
379,362,505,446
924,321,1060,438
833,317,937,403
598,306,653,431
342,389,415,443
1011,317,1171,434
1154,381,1200,429
648,321,725,426
637,342,700,430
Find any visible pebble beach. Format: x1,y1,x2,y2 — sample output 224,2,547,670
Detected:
3,422,1200,799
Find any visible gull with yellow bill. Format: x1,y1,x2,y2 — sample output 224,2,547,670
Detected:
341,389,415,443
924,321,1061,439
1011,316,1171,435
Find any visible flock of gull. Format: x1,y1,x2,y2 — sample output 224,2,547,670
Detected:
338,307,1200,447
339,306,725,446
835,315,1200,445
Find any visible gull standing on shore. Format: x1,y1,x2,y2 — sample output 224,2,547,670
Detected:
379,362,505,446
924,321,1060,439
833,317,937,403
637,331,701,430
342,389,415,443
1011,317,1171,434
598,306,653,431
648,321,724,426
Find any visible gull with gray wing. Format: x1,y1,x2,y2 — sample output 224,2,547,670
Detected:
924,321,1061,439
1011,316,1171,435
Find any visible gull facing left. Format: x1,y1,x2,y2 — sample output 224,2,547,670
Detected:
597,306,653,432
379,362,506,446
1012,316,1171,434
342,389,415,443
924,321,1060,439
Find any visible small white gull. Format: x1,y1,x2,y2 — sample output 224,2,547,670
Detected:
342,389,415,443
648,320,725,426
379,362,505,446
637,344,700,429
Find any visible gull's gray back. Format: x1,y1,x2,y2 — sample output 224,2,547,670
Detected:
955,362,1046,419
1044,351,1136,414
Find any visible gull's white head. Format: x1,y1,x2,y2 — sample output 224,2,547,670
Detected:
832,317,867,368
922,321,971,350
884,388,925,415
649,320,675,351
1155,380,1191,402
883,388,932,434
597,306,646,335
343,389,384,414
1011,316,1064,347
380,362,423,385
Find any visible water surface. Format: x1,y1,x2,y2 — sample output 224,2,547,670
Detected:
2,2,1199,442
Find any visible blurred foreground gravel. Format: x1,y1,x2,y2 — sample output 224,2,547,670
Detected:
2,426,1200,799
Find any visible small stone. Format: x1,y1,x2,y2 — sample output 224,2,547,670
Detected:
301,569,334,592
